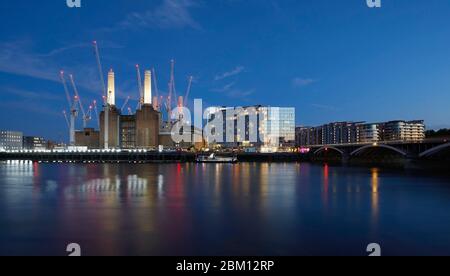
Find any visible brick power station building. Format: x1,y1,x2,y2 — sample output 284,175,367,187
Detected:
76,69,163,149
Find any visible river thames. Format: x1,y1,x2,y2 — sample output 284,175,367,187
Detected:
1,161,450,256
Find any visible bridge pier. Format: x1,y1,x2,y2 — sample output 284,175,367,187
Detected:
342,153,350,164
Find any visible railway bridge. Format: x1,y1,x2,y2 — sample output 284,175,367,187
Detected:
309,139,450,162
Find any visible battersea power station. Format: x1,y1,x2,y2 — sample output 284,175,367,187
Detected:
75,69,172,150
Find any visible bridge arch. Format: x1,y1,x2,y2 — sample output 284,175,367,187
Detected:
419,142,450,158
314,146,345,156
350,144,407,157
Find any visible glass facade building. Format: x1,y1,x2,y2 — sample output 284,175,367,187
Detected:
207,106,296,150
266,107,296,145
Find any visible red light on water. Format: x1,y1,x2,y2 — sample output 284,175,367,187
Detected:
299,147,310,154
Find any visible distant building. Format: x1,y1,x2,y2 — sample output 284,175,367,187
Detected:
75,128,100,149
359,123,380,143
382,120,425,142
159,121,175,148
100,106,121,148
23,136,47,150
296,126,311,147
268,107,296,147
207,106,295,150
119,115,137,149
0,130,23,150
99,105,161,149
296,122,362,146
296,120,425,146
321,122,362,145
159,121,205,150
135,104,160,149
47,141,66,151
98,69,161,149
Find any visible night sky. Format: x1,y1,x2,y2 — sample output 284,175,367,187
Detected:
1,0,450,142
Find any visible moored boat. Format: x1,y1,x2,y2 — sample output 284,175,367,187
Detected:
195,153,238,163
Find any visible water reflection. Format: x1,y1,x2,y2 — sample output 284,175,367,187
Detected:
0,160,34,177
1,162,450,255
323,163,329,193
371,168,380,220
68,175,148,197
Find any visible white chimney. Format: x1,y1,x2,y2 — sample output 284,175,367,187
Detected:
144,70,152,105
107,69,115,106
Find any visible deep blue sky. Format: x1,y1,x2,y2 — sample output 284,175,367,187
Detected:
1,0,450,141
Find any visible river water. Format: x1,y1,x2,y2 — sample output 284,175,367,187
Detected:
1,161,450,256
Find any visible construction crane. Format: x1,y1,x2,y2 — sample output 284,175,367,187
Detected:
171,60,177,102
135,64,144,110
93,41,107,99
157,95,163,113
60,71,78,146
152,68,160,110
184,76,194,108
87,104,93,125
166,59,177,119
62,110,70,130
175,76,193,121
166,82,172,120
127,107,133,115
121,96,131,112
93,41,109,148
69,74,90,128
92,100,100,129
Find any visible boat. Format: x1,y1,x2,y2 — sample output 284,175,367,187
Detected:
195,153,238,163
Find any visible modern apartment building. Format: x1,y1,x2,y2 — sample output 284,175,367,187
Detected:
382,120,425,142
207,105,295,149
359,123,380,143
296,120,425,146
